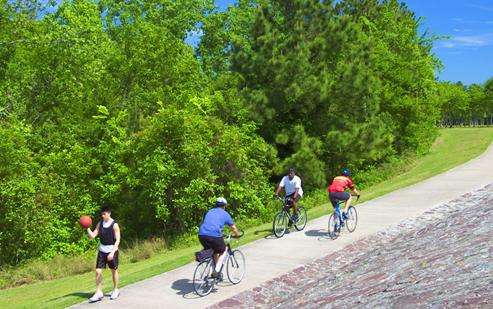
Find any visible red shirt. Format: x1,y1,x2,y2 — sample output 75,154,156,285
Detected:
328,176,354,193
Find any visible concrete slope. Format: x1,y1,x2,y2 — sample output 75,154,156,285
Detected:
73,144,493,308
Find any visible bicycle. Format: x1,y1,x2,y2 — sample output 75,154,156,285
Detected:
272,196,308,238
328,194,359,239
192,230,246,297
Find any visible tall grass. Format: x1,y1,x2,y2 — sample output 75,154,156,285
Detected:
0,238,168,289
0,254,93,289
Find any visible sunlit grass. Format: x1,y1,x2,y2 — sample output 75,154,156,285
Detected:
1,127,491,308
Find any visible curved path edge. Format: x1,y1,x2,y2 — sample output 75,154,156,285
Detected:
73,143,493,308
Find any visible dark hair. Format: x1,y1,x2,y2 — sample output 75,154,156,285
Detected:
288,167,296,173
100,205,111,214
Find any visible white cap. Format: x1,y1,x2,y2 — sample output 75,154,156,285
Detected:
216,197,228,205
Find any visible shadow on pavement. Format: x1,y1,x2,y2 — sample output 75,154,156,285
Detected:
254,228,272,235
264,228,296,239
171,278,199,299
305,229,331,241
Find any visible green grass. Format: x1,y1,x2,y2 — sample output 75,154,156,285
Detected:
363,127,493,201
1,127,492,308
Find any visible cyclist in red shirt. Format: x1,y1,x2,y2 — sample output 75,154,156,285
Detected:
327,168,360,219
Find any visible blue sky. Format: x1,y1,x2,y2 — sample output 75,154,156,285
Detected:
216,0,493,85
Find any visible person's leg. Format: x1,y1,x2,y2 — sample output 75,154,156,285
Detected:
331,192,349,222
213,252,220,267
95,268,103,293
111,269,119,289
212,237,227,274
108,251,120,299
109,268,120,300
343,194,352,213
109,251,119,289
89,266,104,302
214,249,227,273
285,194,297,219
91,250,106,300
199,235,220,277
292,198,298,216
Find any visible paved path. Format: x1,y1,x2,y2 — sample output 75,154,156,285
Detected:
74,144,493,308
212,184,493,308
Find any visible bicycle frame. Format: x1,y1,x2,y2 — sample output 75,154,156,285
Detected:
334,203,344,226
333,194,359,226
276,196,296,221
212,233,241,273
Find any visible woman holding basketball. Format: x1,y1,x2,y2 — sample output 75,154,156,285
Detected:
86,205,121,302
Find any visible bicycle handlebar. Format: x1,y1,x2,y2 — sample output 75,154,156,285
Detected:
222,229,244,240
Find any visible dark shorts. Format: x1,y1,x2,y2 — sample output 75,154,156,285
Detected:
284,193,301,209
198,235,226,254
96,250,119,270
329,191,350,208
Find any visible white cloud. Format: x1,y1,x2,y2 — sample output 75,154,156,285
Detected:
468,4,493,12
441,42,456,48
452,17,493,25
438,33,493,49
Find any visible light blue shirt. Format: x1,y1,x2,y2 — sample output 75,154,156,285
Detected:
198,208,234,237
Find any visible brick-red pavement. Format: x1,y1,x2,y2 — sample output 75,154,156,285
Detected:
211,184,492,308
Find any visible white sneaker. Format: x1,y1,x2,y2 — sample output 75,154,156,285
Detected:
89,291,103,303
110,289,120,300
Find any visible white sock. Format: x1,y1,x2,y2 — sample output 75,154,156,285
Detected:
215,251,227,272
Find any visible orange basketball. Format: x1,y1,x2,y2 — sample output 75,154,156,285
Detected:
79,215,92,229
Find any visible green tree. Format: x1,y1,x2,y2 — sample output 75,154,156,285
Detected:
231,0,396,184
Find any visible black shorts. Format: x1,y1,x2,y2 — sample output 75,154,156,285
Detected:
329,191,350,208
284,193,301,208
96,250,119,270
285,193,301,202
198,235,226,254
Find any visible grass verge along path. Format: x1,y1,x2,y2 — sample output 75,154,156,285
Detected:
0,127,492,308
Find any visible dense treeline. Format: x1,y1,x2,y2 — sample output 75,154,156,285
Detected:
438,80,493,126
0,0,476,265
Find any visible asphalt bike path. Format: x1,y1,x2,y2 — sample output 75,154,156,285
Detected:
73,144,493,308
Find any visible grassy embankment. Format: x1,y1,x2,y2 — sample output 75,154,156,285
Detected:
1,127,492,308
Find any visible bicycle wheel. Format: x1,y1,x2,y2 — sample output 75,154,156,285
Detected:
193,260,214,296
346,206,358,232
273,212,288,238
226,250,246,284
294,206,308,231
328,213,340,240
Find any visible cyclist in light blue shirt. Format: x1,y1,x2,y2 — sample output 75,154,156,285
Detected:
198,197,239,277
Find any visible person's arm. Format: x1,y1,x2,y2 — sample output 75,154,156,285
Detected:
87,222,100,239
225,212,239,237
293,177,302,199
230,224,240,237
348,178,359,196
111,223,120,253
275,177,285,197
275,185,281,197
